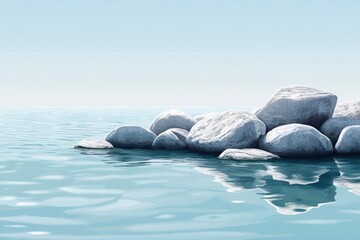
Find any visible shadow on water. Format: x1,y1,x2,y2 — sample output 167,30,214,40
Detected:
77,148,360,215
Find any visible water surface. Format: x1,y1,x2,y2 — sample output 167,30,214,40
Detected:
1,107,359,239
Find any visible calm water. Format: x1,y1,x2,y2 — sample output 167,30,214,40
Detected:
1,107,360,240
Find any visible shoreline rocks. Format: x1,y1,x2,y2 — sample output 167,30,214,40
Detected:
256,86,337,131
74,86,360,159
259,124,333,157
187,110,266,153
219,148,280,161
106,126,156,149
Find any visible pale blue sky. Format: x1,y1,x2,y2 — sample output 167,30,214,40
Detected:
1,0,359,107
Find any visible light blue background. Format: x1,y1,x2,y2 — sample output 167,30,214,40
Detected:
1,0,359,106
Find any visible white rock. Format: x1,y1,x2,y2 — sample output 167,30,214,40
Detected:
335,126,360,154
219,148,280,161
334,100,360,118
194,112,218,122
106,126,156,148
149,109,197,135
187,110,266,153
259,124,333,157
320,117,360,145
152,128,189,150
256,86,337,131
74,139,113,149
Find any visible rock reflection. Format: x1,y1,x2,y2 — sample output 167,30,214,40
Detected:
94,150,345,215
335,156,360,196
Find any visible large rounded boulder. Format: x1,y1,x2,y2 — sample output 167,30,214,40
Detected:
186,110,266,153
106,126,156,148
152,128,188,150
149,109,197,135
334,100,360,118
219,148,280,161
320,117,360,145
256,86,337,131
259,124,333,157
335,126,360,154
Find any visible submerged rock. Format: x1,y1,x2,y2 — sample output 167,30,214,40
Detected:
187,110,266,153
75,139,114,149
335,126,360,154
334,100,360,118
152,128,189,150
106,126,156,148
320,117,360,145
259,124,333,157
256,86,337,131
219,148,280,161
149,109,197,135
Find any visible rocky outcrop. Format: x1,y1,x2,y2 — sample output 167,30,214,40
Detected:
320,117,360,145
335,126,360,154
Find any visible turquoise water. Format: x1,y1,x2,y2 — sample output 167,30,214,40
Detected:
1,107,360,239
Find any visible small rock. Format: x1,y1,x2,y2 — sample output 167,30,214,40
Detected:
75,139,114,149
219,148,280,161
106,126,156,148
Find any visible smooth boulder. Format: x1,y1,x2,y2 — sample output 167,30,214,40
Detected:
219,148,280,161
259,124,333,157
106,126,156,148
187,110,266,153
75,139,113,149
335,126,360,154
152,128,189,150
334,100,360,118
256,86,337,131
320,117,360,145
149,109,197,135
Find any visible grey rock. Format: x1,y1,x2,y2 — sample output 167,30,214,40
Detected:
106,126,156,148
334,100,360,118
259,123,333,157
152,128,189,150
187,110,266,153
219,148,280,161
256,86,337,131
335,125,360,154
75,139,113,149
320,117,360,145
149,109,197,135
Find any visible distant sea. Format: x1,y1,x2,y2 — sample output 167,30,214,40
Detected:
0,107,359,240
